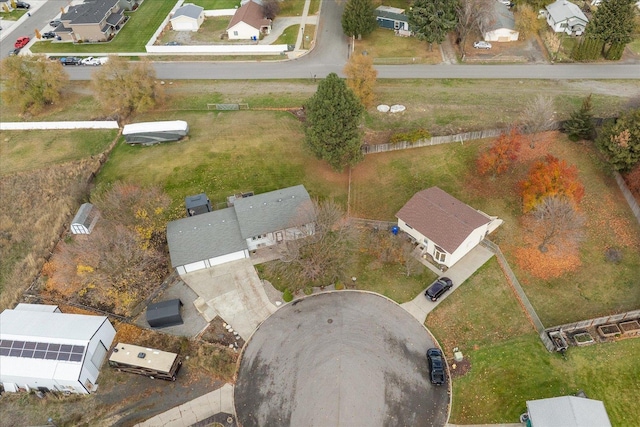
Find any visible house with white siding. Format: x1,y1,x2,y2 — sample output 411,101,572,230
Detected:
226,0,271,40
396,187,501,268
483,2,519,42
170,3,205,32
0,304,116,395
543,0,588,36
167,185,314,275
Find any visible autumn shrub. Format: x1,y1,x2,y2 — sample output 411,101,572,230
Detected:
334,281,345,290
476,129,522,177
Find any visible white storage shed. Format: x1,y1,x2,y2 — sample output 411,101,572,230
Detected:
0,304,116,394
170,3,205,32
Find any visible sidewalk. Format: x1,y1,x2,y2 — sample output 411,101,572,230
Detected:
135,383,235,427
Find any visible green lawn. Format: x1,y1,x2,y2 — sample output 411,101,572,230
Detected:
30,0,175,53
278,0,305,16
191,0,240,8
308,0,321,15
446,335,640,425
0,8,27,20
0,129,117,175
274,25,300,46
355,28,441,64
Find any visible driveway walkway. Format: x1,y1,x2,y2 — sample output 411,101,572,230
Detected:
401,244,494,323
181,259,277,340
135,383,235,427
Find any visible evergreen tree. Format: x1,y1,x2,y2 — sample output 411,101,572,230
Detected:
585,0,635,60
304,73,364,171
408,0,457,50
597,108,640,171
563,95,596,141
341,0,377,40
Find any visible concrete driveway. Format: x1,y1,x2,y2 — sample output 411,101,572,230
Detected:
402,244,494,324
180,259,277,340
235,291,450,427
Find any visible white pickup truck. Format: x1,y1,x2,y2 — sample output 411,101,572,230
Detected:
81,56,109,66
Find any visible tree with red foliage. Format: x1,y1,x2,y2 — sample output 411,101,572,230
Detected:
476,128,523,177
624,163,640,198
519,154,585,212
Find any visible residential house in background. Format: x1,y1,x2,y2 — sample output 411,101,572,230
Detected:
483,1,519,42
0,304,116,395
543,0,588,36
226,0,271,40
167,185,314,275
396,187,502,269
55,0,126,42
375,5,410,36
170,3,204,32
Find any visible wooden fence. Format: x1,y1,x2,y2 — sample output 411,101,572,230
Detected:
362,128,505,154
613,171,640,226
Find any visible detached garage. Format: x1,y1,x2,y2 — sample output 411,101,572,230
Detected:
0,304,116,395
170,3,205,32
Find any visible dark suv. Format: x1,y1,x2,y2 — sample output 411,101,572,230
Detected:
59,56,81,66
425,277,453,301
427,348,446,385
16,1,30,9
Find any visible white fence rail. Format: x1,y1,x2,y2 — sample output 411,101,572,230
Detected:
146,44,289,54
0,121,119,130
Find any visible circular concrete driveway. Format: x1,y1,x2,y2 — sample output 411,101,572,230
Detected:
234,291,449,427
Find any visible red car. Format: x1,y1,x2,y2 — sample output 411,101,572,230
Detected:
14,36,30,49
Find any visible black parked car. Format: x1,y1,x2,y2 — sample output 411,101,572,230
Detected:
42,32,56,39
59,56,81,66
16,1,30,9
425,277,453,301
427,348,446,385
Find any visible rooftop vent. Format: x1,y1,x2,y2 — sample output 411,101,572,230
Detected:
137,352,146,359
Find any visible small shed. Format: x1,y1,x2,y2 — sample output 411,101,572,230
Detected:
375,5,409,33
71,203,99,235
483,2,519,42
170,3,205,32
186,193,212,217
146,299,183,328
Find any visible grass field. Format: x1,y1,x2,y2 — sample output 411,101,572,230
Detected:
191,0,240,8
0,130,117,176
274,25,300,45
30,0,174,53
354,28,441,64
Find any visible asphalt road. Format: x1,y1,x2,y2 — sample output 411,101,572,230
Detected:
234,292,450,427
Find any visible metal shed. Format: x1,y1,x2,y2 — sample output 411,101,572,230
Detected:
185,193,212,217
71,203,99,235
146,299,183,328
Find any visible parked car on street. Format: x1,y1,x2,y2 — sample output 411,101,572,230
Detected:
42,32,56,39
14,36,30,48
427,348,446,385
425,277,453,301
16,1,30,9
49,20,62,28
81,56,108,66
473,41,492,49
59,56,82,66
9,48,21,56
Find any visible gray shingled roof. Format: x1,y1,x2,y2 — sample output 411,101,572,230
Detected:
172,3,204,20
234,185,312,239
527,396,611,427
545,0,588,24
395,187,490,254
487,2,516,31
166,207,247,267
61,0,120,25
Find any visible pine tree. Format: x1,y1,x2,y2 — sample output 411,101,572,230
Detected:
341,0,377,40
597,108,640,172
584,0,635,60
408,0,457,50
563,94,595,141
304,73,364,171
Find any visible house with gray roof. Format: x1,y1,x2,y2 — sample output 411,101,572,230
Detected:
396,187,501,268
167,185,314,275
526,396,612,427
483,2,519,42
544,0,588,36
56,0,126,42
170,3,204,32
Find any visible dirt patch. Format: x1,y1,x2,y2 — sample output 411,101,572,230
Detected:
449,357,471,379
200,316,246,350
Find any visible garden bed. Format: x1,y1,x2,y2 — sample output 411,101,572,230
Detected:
619,320,640,336
572,332,594,346
597,324,621,337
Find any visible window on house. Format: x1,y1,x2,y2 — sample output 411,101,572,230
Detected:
433,245,447,263
233,31,238,36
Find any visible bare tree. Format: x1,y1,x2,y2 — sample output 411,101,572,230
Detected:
266,200,357,292
456,0,494,59
262,0,280,20
528,196,585,253
520,95,556,148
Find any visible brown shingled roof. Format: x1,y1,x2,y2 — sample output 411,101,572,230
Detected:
227,0,271,31
395,187,490,254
